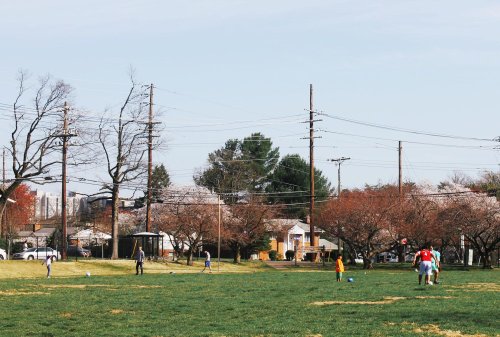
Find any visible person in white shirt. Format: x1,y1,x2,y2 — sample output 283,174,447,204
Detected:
42,255,52,278
201,251,212,273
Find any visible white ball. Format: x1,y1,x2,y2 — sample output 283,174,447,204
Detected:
428,281,433,285
414,268,419,272
85,272,91,277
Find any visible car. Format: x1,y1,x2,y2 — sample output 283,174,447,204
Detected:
67,245,91,258
0,248,6,260
377,252,399,263
12,247,61,261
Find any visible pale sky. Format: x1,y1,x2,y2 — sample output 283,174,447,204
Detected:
1,1,499,196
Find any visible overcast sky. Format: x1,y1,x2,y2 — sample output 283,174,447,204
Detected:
1,1,499,196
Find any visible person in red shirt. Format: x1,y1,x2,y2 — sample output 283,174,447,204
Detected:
412,245,439,285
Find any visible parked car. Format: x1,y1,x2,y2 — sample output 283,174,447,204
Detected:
67,245,91,258
12,247,61,261
377,252,399,263
0,248,6,260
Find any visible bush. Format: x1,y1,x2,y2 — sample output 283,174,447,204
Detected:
285,250,295,261
268,250,277,261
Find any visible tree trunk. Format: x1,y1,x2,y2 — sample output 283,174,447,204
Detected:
482,252,493,269
363,258,374,269
111,186,120,259
187,249,194,266
396,244,405,264
0,200,6,239
233,244,241,264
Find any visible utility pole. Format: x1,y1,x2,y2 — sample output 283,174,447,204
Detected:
1,148,4,238
146,84,153,233
57,102,77,260
309,84,315,249
398,141,402,196
328,157,351,199
217,194,221,272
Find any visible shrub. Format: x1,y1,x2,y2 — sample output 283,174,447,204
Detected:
285,250,295,261
269,250,277,261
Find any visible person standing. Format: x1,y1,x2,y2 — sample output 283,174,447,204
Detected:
335,255,344,282
201,251,212,273
42,254,52,278
135,246,145,275
412,245,439,285
430,245,441,284
23,241,28,251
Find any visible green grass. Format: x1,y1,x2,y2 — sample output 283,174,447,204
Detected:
0,262,498,337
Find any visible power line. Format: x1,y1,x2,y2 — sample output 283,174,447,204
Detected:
322,112,497,142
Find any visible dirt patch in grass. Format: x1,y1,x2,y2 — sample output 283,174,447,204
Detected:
311,296,406,305
446,283,499,292
60,312,72,318
110,309,124,314
0,290,49,296
131,285,162,289
389,322,491,337
414,296,454,299
312,296,455,306
414,323,490,337
39,284,110,289
37,284,161,290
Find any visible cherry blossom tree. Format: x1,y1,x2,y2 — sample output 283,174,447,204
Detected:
319,188,399,269
222,197,277,263
155,186,218,266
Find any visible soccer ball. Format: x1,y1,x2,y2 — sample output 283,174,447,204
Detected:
347,277,354,282
85,272,91,277
414,268,419,272
428,281,433,285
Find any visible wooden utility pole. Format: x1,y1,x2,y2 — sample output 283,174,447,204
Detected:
217,194,221,272
1,148,4,238
146,84,153,233
61,102,69,260
398,141,402,196
58,102,76,260
309,84,315,249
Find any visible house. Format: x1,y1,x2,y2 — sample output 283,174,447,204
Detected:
259,219,337,260
68,228,111,246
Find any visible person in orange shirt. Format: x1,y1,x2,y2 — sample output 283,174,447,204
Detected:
335,255,344,282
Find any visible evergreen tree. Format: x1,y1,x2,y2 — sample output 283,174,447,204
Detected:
266,154,332,218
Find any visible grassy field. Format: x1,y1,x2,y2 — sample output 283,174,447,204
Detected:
0,260,498,337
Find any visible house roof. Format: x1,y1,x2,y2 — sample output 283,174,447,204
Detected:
69,229,111,240
130,232,163,237
319,238,338,250
266,219,322,233
33,228,56,237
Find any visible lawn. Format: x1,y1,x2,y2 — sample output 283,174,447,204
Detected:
0,261,498,337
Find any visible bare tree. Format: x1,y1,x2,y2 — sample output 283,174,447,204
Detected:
0,71,73,237
97,74,148,259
